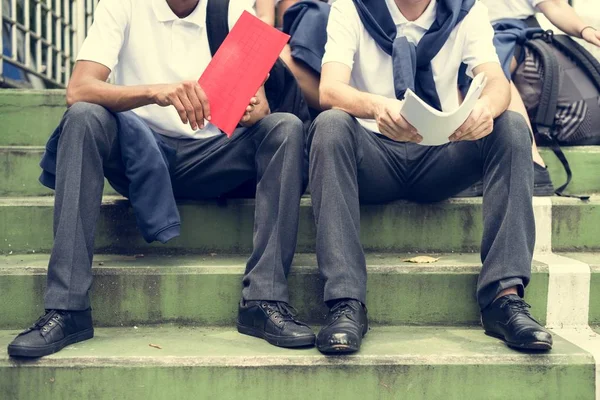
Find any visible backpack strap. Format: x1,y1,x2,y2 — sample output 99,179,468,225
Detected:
552,34,600,91
206,0,231,56
523,35,590,199
547,138,590,200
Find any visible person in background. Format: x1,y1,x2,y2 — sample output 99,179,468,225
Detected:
480,0,600,195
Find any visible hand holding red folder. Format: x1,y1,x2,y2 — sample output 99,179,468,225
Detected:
198,11,290,136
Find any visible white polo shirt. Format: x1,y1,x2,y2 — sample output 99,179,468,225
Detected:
76,0,254,139
322,0,500,133
480,0,549,23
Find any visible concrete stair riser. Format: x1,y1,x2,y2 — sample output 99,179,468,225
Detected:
0,254,549,329
0,326,593,400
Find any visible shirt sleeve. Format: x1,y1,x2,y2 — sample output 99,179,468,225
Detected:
461,2,501,77
75,0,131,71
321,0,360,69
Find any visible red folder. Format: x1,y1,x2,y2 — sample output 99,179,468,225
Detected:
198,11,290,136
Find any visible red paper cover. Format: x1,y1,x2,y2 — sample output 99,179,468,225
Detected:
198,11,290,136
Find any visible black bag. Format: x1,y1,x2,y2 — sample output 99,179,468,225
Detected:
205,0,312,129
513,30,600,197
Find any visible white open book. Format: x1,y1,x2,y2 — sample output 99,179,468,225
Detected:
400,73,488,146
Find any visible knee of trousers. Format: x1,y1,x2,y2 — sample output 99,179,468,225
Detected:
488,111,533,157
308,109,358,155
258,112,305,151
61,102,117,144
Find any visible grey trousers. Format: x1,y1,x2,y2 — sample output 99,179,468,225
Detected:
308,109,535,310
44,102,305,310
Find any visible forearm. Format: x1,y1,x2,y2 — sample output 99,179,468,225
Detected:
479,76,510,119
320,80,386,119
256,0,276,26
66,78,157,112
540,1,591,38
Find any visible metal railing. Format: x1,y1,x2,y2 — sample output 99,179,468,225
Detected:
1,0,97,88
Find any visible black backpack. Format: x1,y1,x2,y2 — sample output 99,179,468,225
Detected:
513,30,600,197
205,0,312,130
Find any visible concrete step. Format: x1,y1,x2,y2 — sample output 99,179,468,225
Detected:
540,146,600,196
0,147,117,196
567,253,600,326
0,253,549,329
0,90,65,147
0,145,598,197
0,325,592,399
0,196,598,255
0,89,599,197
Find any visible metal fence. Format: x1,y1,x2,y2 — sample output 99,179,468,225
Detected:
1,0,97,88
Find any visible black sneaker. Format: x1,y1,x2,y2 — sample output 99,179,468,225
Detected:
317,299,368,354
455,163,555,197
532,163,555,196
237,300,315,348
7,309,94,358
481,294,552,351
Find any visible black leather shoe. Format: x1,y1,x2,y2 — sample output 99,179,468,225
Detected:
8,309,94,358
317,299,368,354
455,163,555,197
481,294,552,351
237,300,315,348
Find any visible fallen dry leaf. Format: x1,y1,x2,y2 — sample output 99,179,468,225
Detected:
402,256,440,264
149,343,162,349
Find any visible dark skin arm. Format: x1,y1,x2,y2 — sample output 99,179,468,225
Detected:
67,60,268,129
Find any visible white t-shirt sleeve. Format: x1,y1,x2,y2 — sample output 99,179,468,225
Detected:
461,2,500,77
76,0,131,71
321,0,360,69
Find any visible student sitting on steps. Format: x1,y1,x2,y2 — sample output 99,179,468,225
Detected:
7,0,315,358
307,0,553,354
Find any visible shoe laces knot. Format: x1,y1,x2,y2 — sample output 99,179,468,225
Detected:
502,298,541,325
504,298,532,316
19,310,63,336
331,301,359,320
263,302,301,324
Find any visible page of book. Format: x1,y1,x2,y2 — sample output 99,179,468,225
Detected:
400,73,488,146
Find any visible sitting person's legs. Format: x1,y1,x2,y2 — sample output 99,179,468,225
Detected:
407,111,552,350
308,109,414,354
165,113,315,348
8,102,129,357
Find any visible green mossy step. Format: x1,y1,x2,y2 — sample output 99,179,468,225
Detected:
0,253,549,329
0,147,117,196
0,146,598,197
0,326,593,400
0,88,598,197
0,196,599,255
568,253,600,326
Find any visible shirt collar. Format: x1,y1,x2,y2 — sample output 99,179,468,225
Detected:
385,0,437,30
152,0,206,27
